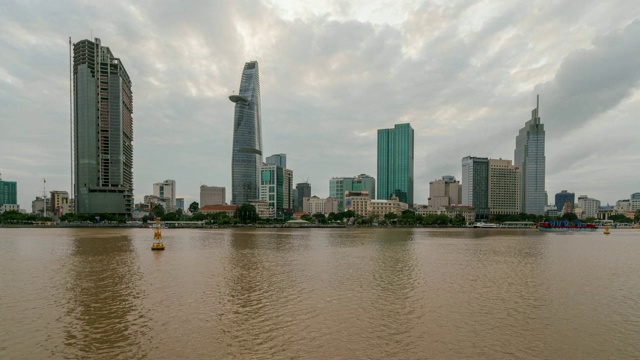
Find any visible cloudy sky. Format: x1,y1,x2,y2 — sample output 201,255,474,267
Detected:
1,0,639,210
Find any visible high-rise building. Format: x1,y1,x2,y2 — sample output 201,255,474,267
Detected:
428,176,462,209
461,156,489,220
175,198,185,212
330,174,375,212
200,185,225,206
555,190,575,213
266,153,286,168
488,159,521,215
0,176,17,207
295,182,311,212
578,195,600,219
229,60,262,205
259,163,293,219
50,191,70,216
514,96,545,215
153,180,176,212
377,123,414,206
73,38,133,215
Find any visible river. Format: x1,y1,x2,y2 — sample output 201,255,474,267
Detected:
1,227,639,359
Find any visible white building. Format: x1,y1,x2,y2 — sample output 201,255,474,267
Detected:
578,195,600,219
153,179,176,212
0,204,20,213
344,191,408,217
303,196,338,215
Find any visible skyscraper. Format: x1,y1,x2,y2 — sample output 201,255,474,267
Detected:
428,176,462,208
259,163,293,219
229,61,262,205
461,156,489,220
488,159,521,215
73,38,133,215
377,123,414,207
295,182,311,212
555,190,575,213
153,179,176,212
266,153,286,168
200,185,226,206
0,176,17,207
330,174,375,212
515,96,546,215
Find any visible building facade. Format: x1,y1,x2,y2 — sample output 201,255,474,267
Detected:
153,179,176,212
73,38,133,215
488,159,521,215
329,174,375,212
295,182,311,212
428,175,462,209
229,60,263,205
514,96,546,215
461,156,489,220
377,123,414,206
555,190,575,213
0,177,17,207
344,191,408,217
265,153,286,168
50,191,70,217
303,196,338,215
200,185,226,206
578,195,600,219
175,198,184,211
259,163,293,219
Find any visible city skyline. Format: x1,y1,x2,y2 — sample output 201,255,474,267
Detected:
1,1,639,210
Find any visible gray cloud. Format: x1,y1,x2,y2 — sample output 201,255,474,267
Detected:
1,0,639,210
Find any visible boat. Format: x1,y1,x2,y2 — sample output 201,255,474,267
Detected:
473,222,499,228
537,220,598,232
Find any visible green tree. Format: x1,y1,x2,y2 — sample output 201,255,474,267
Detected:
188,201,200,214
163,212,178,221
313,213,327,224
234,204,258,224
609,214,633,223
635,209,640,222
561,212,578,222
300,214,313,222
384,212,398,221
151,204,165,218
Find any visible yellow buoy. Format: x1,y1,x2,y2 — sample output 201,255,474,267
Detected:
152,218,165,250
604,225,610,235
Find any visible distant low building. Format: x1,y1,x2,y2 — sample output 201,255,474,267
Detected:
199,204,238,217
415,205,476,224
0,204,20,213
248,199,273,219
303,196,338,215
344,191,408,217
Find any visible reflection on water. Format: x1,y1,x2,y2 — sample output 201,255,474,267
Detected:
60,231,148,359
1,228,640,359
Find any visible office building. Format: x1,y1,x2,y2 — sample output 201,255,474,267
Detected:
259,163,293,219
229,60,263,205
344,191,408,217
0,176,17,207
153,179,176,212
175,198,184,211
266,153,286,168
578,195,600,219
73,38,133,215
200,185,226,206
295,182,311,212
330,174,375,212
50,191,70,216
555,190,575,213
461,156,489,220
514,95,546,215
428,175,462,209
377,123,414,206
488,159,521,215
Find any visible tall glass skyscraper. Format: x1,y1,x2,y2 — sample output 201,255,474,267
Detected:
514,96,546,215
377,123,414,207
73,38,133,215
229,61,263,205
0,177,17,207
461,156,489,220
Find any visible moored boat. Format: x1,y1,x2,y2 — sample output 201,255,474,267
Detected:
473,222,499,228
537,220,597,232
